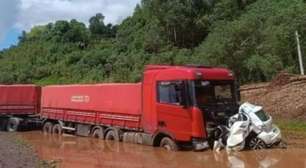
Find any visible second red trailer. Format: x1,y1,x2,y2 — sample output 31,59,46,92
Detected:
0,84,41,131
0,85,40,115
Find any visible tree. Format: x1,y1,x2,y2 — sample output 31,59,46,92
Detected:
89,13,118,38
64,19,89,46
194,0,306,83
150,0,212,48
18,31,27,43
89,13,106,35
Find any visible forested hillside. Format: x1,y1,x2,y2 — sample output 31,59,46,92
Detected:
0,0,306,85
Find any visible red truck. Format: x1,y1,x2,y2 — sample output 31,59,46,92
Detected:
0,85,41,131
41,65,239,151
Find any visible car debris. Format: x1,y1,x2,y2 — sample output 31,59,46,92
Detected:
213,102,283,152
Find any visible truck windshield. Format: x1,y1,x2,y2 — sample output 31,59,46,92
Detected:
194,80,235,106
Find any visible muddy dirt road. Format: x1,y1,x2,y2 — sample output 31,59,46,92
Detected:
18,131,306,168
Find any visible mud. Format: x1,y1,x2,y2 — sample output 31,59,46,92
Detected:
20,131,306,168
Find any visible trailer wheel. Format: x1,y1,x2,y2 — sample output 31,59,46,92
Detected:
160,137,178,151
92,127,104,139
249,137,266,150
52,124,63,134
42,122,53,134
6,118,20,132
105,130,120,141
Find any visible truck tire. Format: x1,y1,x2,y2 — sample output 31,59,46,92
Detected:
6,118,20,132
105,130,120,141
92,127,104,139
42,122,53,134
160,137,178,151
52,123,63,134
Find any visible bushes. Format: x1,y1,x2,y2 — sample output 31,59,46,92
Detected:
194,0,306,83
0,0,305,84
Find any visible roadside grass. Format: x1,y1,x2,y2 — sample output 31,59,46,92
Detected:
275,119,306,139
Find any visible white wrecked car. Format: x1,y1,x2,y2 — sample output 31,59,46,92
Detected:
214,102,282,151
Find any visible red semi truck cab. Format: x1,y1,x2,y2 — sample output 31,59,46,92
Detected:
141,65,239,150
41,65,239,151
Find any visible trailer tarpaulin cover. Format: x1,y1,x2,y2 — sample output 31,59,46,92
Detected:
41,83,142,129
0,85,40,115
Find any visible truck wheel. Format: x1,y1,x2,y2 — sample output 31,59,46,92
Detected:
92,127,104,139
160,137,178,151
6,118,20,132
105,130,119,141
42,122,53,133
249,137,266,150
52,124,62,134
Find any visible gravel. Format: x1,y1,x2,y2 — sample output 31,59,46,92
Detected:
0,132,39,168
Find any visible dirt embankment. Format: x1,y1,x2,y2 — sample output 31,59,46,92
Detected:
241,72,306,147
241,72,306,120
0,132,39,168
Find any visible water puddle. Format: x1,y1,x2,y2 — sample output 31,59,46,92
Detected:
20,131,306,168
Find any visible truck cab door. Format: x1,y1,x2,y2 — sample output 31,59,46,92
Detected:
156,81,192,141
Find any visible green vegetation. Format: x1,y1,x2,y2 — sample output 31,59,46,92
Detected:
0,0,306,85
276,120,306,138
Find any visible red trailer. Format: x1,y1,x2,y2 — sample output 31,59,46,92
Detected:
0,85,41,131
41,65,240,151
41,84,142,134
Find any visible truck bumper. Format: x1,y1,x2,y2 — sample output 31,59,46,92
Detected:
192,138,210,151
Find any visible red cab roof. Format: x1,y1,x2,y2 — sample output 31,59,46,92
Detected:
144,64,234,81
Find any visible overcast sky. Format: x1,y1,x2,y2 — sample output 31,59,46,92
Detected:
0,0,140,50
